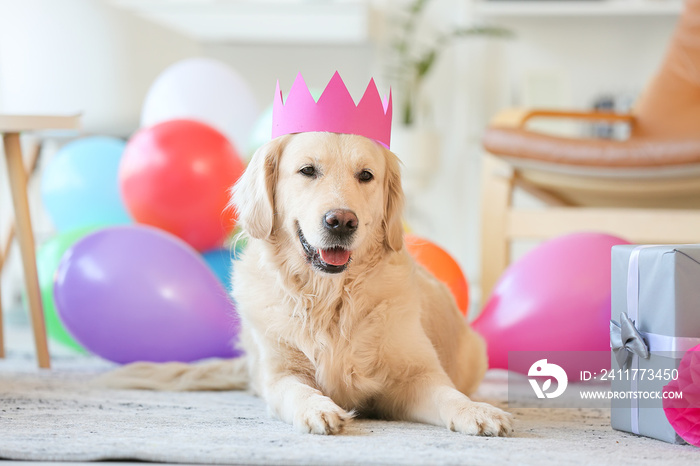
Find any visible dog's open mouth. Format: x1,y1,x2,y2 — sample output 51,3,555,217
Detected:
297,227,351,274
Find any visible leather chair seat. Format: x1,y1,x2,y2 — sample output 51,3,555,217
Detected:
483,127,700,168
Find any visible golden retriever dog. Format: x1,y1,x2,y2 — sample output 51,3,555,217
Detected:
101,132,512,437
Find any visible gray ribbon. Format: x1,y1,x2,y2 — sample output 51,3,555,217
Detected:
610,312,650,370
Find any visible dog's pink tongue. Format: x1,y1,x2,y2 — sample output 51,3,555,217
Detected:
319,247,351,266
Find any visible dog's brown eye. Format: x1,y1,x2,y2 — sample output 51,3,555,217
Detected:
300,165,317,178
357,170,374,182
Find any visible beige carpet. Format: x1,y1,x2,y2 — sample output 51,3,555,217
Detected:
1,349,698,466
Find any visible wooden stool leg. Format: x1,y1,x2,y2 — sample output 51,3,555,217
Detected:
0,285,4,359
0,226,11,359
0,141,41,360
3,133,50,368
480,154,515,304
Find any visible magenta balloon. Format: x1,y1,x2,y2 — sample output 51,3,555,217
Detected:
472,232,630,379
54,225,240,364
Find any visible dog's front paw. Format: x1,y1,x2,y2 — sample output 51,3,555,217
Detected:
294,395,352,435
447,401,513,437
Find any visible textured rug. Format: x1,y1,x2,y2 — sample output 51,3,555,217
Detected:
1,351,699,466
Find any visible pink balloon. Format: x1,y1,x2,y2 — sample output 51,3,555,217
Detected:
663,345,700,446
473,232,630,380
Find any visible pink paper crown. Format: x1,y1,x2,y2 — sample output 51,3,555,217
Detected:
272,72,392,148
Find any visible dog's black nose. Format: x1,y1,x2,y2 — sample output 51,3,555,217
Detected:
323,209,358,236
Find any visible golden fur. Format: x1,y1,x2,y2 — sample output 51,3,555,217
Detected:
100,132,512,437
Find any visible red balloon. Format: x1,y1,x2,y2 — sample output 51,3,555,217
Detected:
405,234,469,315
472,232,630,380
120,120,245,251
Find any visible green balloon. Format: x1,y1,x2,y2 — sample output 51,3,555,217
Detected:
35,226,101,353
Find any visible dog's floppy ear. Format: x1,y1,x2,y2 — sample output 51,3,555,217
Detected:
231,137,286,240
382,148,405,252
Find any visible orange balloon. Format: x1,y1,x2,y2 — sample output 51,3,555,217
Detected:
405,234,469,315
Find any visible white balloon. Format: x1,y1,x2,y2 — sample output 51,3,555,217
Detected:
141,57,259,153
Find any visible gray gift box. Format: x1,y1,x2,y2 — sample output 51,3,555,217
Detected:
610,244,700,444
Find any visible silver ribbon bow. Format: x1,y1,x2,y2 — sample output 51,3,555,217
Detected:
610,312,650,370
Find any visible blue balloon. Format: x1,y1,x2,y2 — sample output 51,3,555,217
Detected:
202,246,243,293
247,89,323,161
41,137,132,232
246,104,273,162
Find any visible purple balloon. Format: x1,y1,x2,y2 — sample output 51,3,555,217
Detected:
54,225,240,364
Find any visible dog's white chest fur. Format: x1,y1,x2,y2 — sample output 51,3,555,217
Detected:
291,295,394,411
235,245,405,412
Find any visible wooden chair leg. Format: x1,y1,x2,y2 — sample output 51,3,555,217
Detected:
2,133,50,368
0,284,4,359
0,290,5,359
480,154,515,304
0,225,12,359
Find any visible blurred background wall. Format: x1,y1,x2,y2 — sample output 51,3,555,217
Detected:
0,0,681,314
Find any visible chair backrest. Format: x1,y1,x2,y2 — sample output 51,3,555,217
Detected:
633,0,700,138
